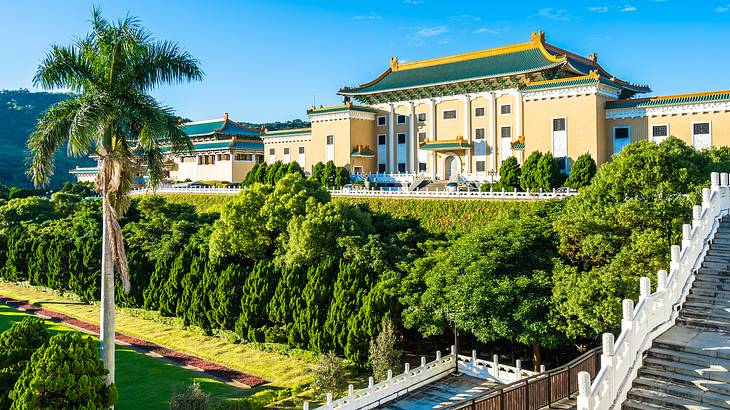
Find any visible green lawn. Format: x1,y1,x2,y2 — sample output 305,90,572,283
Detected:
0,304,255,410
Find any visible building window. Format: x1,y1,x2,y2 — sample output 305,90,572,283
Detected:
397,115,406,124
197,156,202,165
223,154,230,161
693,122,712,150
298,146,305,154
500,104,512,115
269,148,275,155
476,161,486,172
397,163,406,172
283,148,290,155
397,133,406,144
501,126,511,139
417,113,427,123
613,127,630,154
326,135,334,145
418,162,427,172
475,128,485,140
474,107,485,117
377,116,386,126
378,134,386,145
553,118,566,132
652,125,668,138
378,163,386,173
353,166,363,174
443,110,457,120
418,132,427,144
216,154,222,161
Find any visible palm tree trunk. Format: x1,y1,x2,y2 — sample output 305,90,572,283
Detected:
100,194,115,386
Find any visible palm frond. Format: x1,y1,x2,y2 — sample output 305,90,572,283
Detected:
131,40,204,90
33,45,97,91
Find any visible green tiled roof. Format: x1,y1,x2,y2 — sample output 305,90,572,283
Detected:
420,141,471,151
181,118,260,137
511,142,526,151
606,91,730,109
521,76,619,92
161,140,263,153
351,150,375,157
341,48,562,95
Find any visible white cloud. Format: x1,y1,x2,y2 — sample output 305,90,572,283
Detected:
353,13,382,20
414,25,448,38
404,0,424,4
716,4,730,12
408,25,448,46
588,6,609,12
473,27,499,34
621,5,637,12
536,8,576,21
449,14,481,22
437,38,452,45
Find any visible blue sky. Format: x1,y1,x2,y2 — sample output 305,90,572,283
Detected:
1,1,729,123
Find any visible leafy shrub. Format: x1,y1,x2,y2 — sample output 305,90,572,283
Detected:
564,153,596,189
169,382,209,410
312,351,346,395
9,332,117,409
0,317,51,409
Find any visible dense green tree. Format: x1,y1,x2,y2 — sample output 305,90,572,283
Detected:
236,261,280,341
9,332,117,410
520,151,543,191
311,162,325,182
325,262,366,356
498,157,521,190
334,167,350,189
564,153,596,189
536,152,560,190
322,161,337,188
0,317,51,409
401,208,561,369
287,161,304,177
211,262,248,331
312,351,346,396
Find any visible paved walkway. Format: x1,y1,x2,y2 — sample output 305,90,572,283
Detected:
0,295,267,387
377,374,500,409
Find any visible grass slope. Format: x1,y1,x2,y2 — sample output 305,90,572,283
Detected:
0,281,313,388
0,304,250,410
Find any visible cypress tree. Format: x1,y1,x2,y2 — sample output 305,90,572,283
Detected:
294,257,336,351
536,152,560,190
520,151,543,191
322,161,337,188
287,161,304,177
498,157,521,190
211,262,248,331
143,253,174,311
236,260,280,341
245,163,260,185
325,261,366,354
565,153,597,189
0,317,51,409
311,162,325,182
334,167,350,189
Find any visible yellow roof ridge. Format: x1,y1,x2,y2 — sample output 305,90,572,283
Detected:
391,31,565,72
524,70,600,86
606,89,730,105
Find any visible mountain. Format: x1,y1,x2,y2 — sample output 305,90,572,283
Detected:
0,89,94,189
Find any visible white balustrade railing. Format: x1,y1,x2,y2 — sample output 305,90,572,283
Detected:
129,186,242,195
330,188,577,200
577,172,730,410
457,351,537,383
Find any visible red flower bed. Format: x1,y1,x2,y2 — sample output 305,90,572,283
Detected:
0,296,267,387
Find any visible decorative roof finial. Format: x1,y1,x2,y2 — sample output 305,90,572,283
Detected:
588,52,598,64
531,31,545,43
390,57,399,70
224,112,229,121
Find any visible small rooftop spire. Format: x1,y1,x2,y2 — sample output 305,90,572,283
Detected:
223,112,229,121
588,52,598,64
390,57,399,70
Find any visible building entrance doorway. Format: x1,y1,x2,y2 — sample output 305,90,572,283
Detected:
444,155,461,180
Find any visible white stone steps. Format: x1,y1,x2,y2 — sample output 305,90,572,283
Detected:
625,387,721,410
692,281,730,292
649,344,730,366
643,356,730,385
678,316,730,333
682,301,730,316
639,367,730,397
632,376,730,409
696,273,730,283
691,287,730,300
686,294,730,306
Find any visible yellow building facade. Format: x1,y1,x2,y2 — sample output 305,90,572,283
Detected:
283,31,730,182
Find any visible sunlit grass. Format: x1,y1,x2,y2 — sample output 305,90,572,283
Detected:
0,281,314,389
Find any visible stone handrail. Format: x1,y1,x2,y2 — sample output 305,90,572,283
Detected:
577,172,730,410
306,348,532,410
129,186,242,195
457,351,538,383
330,188,577,200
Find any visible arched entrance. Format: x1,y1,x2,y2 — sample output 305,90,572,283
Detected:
444,154,461,180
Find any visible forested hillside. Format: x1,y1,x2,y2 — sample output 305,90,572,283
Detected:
0,90,94,188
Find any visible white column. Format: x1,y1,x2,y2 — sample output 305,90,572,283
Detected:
388,103,395,173
463,94,472,174
515,90,523,138
409,101,416,173
489,92,497,171
430,99,437,179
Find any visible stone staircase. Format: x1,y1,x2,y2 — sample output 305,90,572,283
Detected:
623,217,730,410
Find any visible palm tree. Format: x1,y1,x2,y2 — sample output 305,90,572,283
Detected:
28,8,203,386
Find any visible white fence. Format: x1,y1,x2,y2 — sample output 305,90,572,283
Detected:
330,188,577,200
576,172,730,410
306,347,533,410
129,186,577,200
